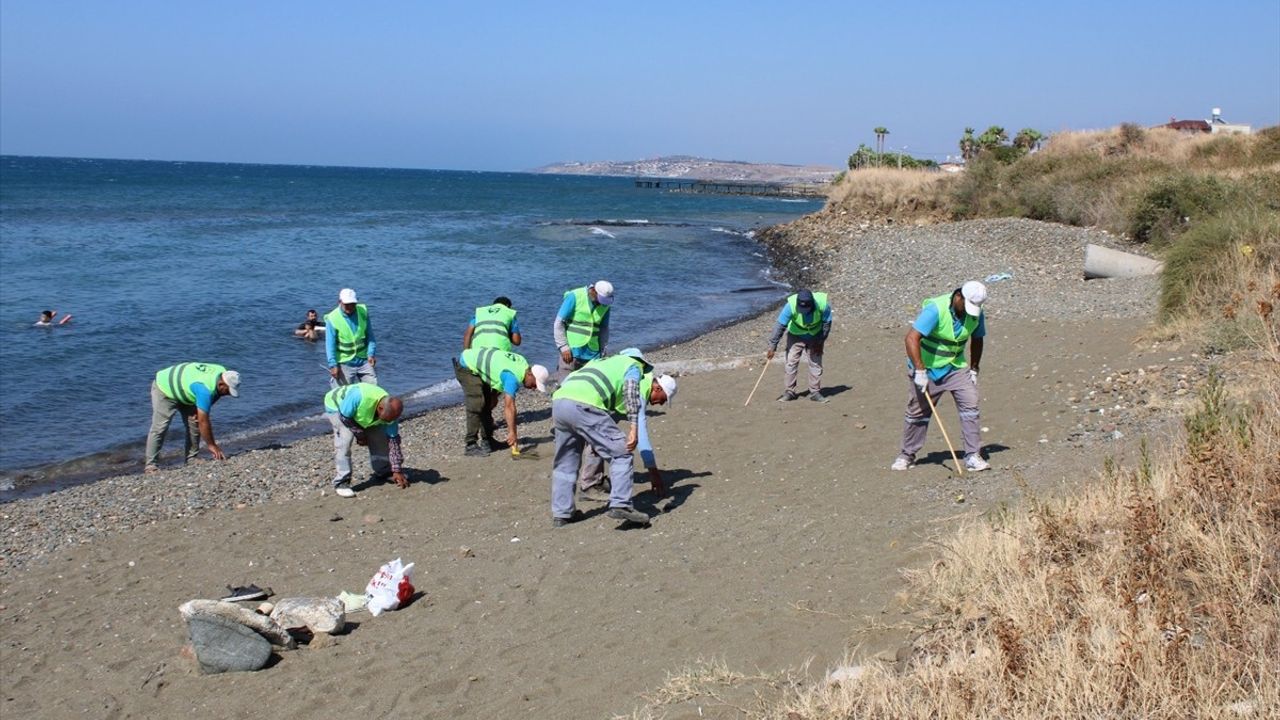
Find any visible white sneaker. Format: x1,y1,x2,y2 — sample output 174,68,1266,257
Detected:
964,455,991,472
334,483,357,498
890,457,914,471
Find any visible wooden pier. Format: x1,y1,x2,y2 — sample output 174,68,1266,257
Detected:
634,178,827,199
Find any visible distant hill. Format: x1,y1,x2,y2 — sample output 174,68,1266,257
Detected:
530,155,839,184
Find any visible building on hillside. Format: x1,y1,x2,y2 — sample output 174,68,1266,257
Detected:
1160,118,1211,133
1158,108,1252,135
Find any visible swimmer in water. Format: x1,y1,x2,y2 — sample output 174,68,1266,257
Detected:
34,310,72,327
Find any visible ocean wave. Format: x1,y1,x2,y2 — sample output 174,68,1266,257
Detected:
406,379,461,400
709,227,749,237
590,227,617,239
543,219,691,228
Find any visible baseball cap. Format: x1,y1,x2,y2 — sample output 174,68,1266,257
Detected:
338,288,358,304
593,280,614,305
530,364,549,393
795,289,815,310
618,347,654,372
961,281,988,316
655,374,677,406
221,370,241,397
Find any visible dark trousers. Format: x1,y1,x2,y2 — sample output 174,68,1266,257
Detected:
453,358,497,445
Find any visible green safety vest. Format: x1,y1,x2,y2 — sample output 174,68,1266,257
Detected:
471,304,517,351
919,293,979,371
155,362,226,406
564,286,609,352
325,304,369,363
553,355,653,416
461,347,531,394
324,382,390,428
785,292,830,336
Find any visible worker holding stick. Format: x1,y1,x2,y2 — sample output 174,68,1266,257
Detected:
892,281,990,472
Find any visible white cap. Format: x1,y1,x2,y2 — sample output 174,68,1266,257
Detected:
338,288,358,304
655,373,677,406
530,364,549,393
961,281,988,316
221,370,241,397
593,280,614,305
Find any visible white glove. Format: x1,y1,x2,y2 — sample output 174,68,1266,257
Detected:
913,369,928,390
969,369,979,386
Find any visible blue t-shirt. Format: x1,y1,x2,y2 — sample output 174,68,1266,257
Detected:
557,293,609,361
190,382,216,413
326,384,399,437
325,309,376,368
457,352,521,396
908,303,986,381
776,302,832,339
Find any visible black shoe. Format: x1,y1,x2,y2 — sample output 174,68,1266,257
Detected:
606,506,651,525
777,391,797,402
552,509,585,528
809,392,829,403
487,439,508,452
464,443,488,457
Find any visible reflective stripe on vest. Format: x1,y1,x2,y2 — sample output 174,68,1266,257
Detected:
155,362,226,405
785,292,829,335
325,304,369,363
324,382,389,428
460,347,530,394
564,286,608,352
918,293,979,371
553,355,642,415
471,304,516,351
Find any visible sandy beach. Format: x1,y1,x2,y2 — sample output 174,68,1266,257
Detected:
0,218,1206,718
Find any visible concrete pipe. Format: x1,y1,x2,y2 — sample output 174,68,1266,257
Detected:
1083,243,1164,279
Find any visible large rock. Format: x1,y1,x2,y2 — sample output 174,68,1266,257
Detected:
185,615,272,674
179,599,296,649
270,597,346,634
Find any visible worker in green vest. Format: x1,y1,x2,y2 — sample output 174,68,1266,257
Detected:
325,287,378,388
892,281,990,472
452,347,550,456
323,382,408,498
550,348,677,529
766,289,833,402
462,296,522,352
144,362,241,472
553,280,615,494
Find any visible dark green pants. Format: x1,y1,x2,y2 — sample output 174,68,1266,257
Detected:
453,358,496,445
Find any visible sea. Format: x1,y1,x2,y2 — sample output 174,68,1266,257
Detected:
0,156,821,493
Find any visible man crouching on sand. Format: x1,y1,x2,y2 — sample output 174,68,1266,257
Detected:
549,348,676,528
324,382,408,498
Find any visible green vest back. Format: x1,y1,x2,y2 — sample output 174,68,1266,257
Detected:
471,304,517,351
786,292,829,335
155,362,226,405
325,304,369,363
324,383,389,428
554,355,649,415
919,293,979,371
461,348,531,394
564,286,609,352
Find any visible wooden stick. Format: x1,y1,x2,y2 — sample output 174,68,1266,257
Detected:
921,387,964,476
744,360,771,406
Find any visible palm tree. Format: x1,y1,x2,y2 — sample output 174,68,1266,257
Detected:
958,127,976,162
1013,128,1045,152
977,125,1008,150
873,127,889,165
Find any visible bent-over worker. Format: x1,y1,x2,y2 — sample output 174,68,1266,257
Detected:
323,382,408,497
767,289,833,402
145,362,240,472
453,347,549,456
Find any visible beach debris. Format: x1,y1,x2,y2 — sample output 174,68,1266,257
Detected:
983,272,1014,283
364,558,415,616
270,597,346,634
256,602,275,615
362,513,382,525
337,591,368,613
184,615,272,674
458,546,474,558
220,584,270,602
826,665,865,685
179,599,296,649
1083,243,1163,279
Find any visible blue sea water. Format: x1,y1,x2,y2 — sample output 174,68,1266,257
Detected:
0,156,819,482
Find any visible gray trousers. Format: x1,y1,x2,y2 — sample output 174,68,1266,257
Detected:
557,354,605,489
330,361,378,390
899,369,982,459
551,399,635,518
327,413,391,486
145,381,200,467
783,334,823,394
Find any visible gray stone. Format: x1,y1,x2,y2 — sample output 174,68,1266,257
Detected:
179,599,296,649
186,615,271,674
270,597,346,634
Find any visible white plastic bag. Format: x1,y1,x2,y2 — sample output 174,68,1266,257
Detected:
364,558,415,616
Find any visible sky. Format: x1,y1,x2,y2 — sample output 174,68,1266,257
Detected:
1,0,1277,171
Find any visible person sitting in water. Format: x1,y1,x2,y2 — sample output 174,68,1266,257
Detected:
34,310,72,327
294,308,325,341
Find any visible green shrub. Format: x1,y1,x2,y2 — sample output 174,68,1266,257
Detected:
1158,203,1280,320
1127,174,1234,245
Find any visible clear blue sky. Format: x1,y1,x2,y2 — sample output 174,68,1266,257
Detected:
2,0,1277,171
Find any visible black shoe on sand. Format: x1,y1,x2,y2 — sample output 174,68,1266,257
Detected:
221,584,270,602
552,510,585,528
464,443,488,457
607,506,650,525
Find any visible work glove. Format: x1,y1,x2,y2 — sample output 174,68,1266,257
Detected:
969,369,979,386
913,369,928,391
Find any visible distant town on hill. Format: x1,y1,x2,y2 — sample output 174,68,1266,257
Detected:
529,155,839,184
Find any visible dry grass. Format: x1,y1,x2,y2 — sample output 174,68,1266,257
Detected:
825,168,954,222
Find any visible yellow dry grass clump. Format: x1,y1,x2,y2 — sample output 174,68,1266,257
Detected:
825,168,953,222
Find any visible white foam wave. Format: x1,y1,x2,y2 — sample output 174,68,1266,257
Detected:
407,379,461,400
590,227,617,239
709,227,748,237
222,412,328,442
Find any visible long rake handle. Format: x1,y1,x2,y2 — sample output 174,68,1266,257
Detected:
744,360,771,406
921,387,964,476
